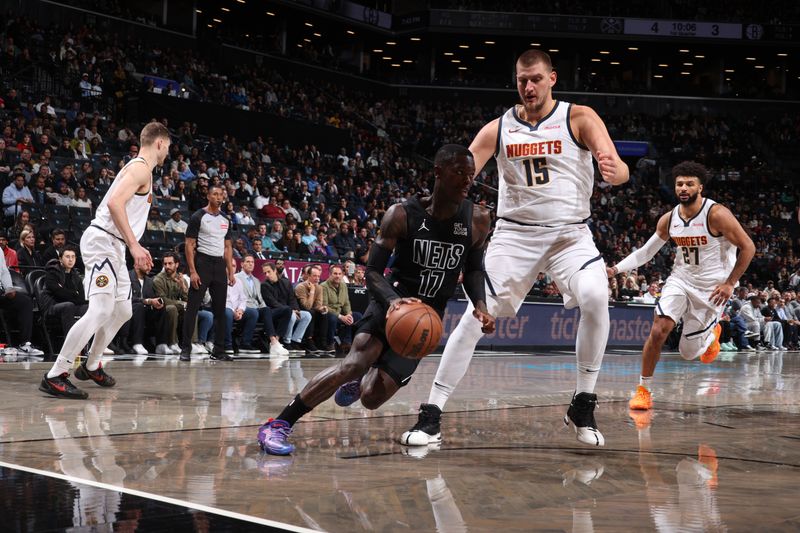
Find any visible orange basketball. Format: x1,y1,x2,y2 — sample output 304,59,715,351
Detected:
385,301,443,359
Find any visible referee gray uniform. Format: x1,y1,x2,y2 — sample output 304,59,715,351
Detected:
181,208,232,357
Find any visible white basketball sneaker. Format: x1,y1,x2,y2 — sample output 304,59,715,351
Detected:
399,404,442,446
564,392,605,447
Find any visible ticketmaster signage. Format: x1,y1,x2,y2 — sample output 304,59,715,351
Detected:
441,300,653,347
244,258,653,347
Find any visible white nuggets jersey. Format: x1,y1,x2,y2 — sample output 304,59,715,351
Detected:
669,199,736,289
495,101,594,225
91,157,152,241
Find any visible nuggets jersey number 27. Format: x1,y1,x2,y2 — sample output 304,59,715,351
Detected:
669,199,737,289
495,101,594,225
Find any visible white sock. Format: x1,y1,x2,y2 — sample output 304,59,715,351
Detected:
427,303,485,410
571,269,609,395
640,375,653,391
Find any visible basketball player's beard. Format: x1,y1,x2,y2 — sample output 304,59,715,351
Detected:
521,98,545,116
678,192,698,206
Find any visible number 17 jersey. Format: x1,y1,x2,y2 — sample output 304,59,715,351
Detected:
495,101,594,226
388,196,473,313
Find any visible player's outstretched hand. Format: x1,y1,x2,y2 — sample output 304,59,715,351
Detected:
473,308,495,334
709,282,734,306
131,244,153,272
605,265,616,279
596,151,617,182
385,297,421,319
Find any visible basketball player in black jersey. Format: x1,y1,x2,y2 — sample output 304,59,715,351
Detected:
258,144,494,455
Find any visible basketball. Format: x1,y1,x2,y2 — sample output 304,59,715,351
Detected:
385,301,443,359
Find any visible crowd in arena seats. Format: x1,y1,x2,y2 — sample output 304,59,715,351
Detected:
0,13,799,354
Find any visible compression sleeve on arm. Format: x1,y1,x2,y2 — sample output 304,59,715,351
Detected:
461,246,487,308
365,243,400,308
614,233,669,274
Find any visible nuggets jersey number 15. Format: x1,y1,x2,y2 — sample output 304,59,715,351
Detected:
495,101,594,226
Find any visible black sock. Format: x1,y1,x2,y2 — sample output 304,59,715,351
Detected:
277,394,312,426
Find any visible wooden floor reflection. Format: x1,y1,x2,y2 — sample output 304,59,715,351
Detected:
1,350,799,531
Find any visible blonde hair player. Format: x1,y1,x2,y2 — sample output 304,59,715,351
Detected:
39,122,169,399
401,49,629,448
607,161,754,414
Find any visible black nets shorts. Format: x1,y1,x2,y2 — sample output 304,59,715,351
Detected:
356,301,421,387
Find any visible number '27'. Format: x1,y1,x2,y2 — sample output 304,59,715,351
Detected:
681,246,699,265
523,157,550,186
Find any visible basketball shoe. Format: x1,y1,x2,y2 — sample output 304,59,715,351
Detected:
564,392,604,446
39,372,88,399
399,403,442,446
334,380,361,407
629,385,653,410
700,324,722,364
74,361,116,387
257,419,295,455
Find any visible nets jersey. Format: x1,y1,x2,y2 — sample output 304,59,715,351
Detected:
388,196,473,313
669,199,737,289
91,157,152,241
495,101,594,225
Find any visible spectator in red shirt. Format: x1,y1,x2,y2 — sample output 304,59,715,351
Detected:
0,232,18,272
260,196,286,219
16,133,35,154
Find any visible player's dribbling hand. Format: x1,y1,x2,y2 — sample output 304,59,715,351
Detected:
385,297,421,319
190,271,202,289
473,308,495,334
131,244,153,272
709,282,734,306
596,151,618,182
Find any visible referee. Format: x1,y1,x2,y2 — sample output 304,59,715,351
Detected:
181,184,235,361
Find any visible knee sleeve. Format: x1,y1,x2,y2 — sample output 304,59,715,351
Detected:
84,293,117,324
571,269,610,320
115,300,133,324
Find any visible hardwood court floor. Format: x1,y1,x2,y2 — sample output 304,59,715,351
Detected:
0,349,798,531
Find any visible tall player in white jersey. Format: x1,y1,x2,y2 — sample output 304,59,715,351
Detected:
401,49,629,448
39,122,169,399
607,161,754,413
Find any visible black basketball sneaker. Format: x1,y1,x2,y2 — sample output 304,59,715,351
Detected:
399,403,442,446
564,392,605,446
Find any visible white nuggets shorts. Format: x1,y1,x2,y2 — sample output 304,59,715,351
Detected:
484,220,606,317
656,275,722,359
81,225,131,301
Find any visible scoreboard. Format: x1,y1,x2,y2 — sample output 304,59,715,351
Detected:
624,18,742,39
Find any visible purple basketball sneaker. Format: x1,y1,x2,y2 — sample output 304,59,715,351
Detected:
257,419,296,455
334,380,362,407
